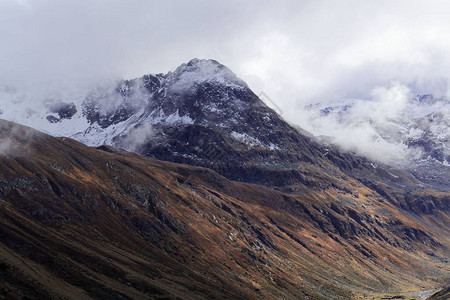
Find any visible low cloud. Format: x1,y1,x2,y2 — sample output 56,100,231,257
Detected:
0,120,35,156
119,123,153,152
296,82,426,165
0,137,14,156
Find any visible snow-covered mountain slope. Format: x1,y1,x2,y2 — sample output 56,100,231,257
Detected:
0,86,90,138
0,59,277,149
304,94,450,187
0,59,326,185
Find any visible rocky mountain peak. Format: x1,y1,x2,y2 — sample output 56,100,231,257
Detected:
167,58,248,93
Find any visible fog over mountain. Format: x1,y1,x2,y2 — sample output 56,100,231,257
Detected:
1,0,450,164
303,83,450,165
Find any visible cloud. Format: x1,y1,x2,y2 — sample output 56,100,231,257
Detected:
1,0,450,163
297,82,432,165
119,123,153,152
1,0,450,101
0,119,35,156
354,82,410,121
0,136,14,156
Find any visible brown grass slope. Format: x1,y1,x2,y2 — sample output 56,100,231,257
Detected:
0,119,449,299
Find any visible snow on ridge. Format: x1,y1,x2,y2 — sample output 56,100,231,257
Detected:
146,109,194,125
230,131,280,150
170,59,246,92
71,107,148,147
164,109,194,125
231,131,263,147
0,88,91,138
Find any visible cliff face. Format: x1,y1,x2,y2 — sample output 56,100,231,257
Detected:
0,119,448,299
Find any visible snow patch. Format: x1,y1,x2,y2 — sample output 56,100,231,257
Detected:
231,131,263,147
170,59,246,92
165,109,194,124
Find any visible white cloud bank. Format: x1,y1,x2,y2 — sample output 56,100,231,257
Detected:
2,0,450,100
299,82,449,165
1,0,450,163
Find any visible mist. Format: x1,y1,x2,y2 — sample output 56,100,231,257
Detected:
297,82,413,164
0,136,13,156
120,123,154,152
1,0,450,163
0,119,36,156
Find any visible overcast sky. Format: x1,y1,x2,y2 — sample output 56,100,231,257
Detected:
2,0,450,109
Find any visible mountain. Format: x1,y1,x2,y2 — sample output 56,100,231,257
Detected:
0,59,448,226
0,59,449,298
0,59,435,191
304,94,450,188
0,119,449,299
82,59,326,184
1,59,328,187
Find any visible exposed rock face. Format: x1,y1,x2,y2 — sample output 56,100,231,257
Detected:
55,59,334,188
46,101,77,122
0,120,448,299
67,59,420,194
50,101,77,119
405,110,450,187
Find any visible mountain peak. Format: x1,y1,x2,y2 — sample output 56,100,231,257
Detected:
169,58,247,91
186,57,219,67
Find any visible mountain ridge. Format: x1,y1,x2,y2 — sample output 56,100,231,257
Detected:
0,58,449,297
0,60,447,203
0,119,449,299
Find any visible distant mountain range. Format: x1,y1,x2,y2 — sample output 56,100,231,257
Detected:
305,94,450,188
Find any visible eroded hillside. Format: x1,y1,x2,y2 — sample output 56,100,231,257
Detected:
0,120,448,299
